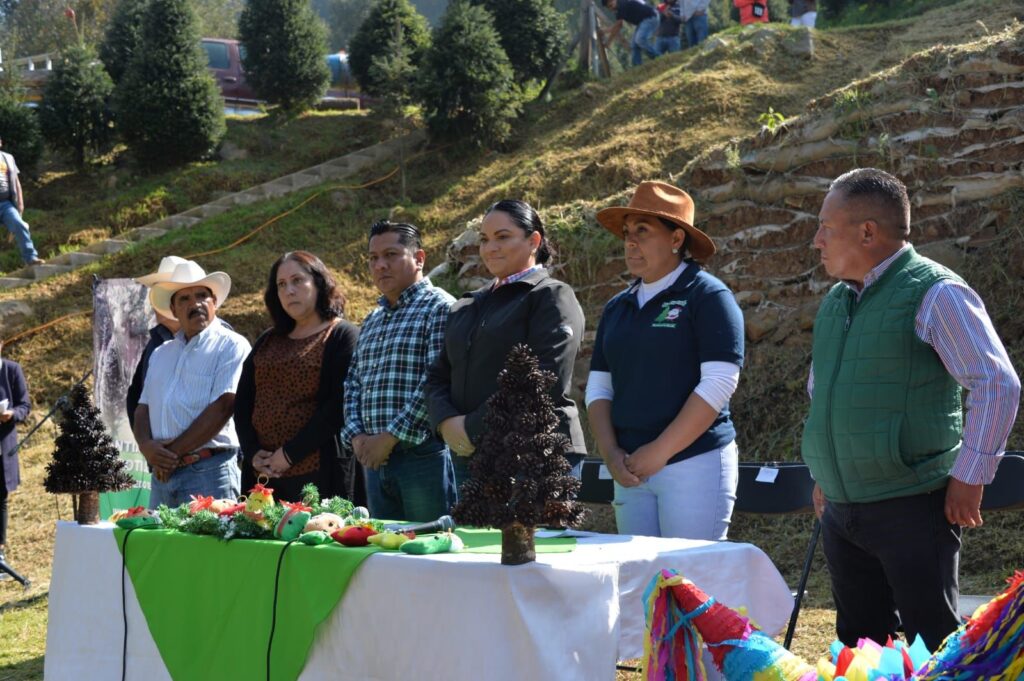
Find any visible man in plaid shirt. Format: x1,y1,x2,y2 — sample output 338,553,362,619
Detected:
342,220,457,522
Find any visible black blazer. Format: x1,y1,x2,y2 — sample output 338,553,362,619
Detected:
1,359,31,492
234,320,359,465
425,269,587,454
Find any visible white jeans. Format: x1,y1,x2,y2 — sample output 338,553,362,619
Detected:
790,11,816,27
612,441,738,540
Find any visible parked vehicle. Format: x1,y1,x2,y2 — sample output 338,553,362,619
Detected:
201,38,368,108
201,38,258,103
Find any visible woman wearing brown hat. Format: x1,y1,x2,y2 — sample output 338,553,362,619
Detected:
586,181,744,540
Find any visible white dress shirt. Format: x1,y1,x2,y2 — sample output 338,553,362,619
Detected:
140,320,251,449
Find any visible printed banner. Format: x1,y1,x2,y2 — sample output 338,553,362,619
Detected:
93,278,153,515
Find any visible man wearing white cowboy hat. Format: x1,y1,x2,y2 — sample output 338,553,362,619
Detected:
132,260,251,508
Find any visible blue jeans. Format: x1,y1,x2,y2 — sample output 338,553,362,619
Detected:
656,36,681,55
147,449,241,509
452,452,586,496
365,438,456,522
684,13,709,48
632,15,660,66
0,200,39,263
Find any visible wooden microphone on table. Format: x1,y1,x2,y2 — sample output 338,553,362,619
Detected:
384,515,455,535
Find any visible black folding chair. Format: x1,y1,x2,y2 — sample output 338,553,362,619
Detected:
981,452,1024,511
734,461,817,649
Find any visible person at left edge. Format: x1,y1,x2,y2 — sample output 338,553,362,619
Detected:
425,200,587,488
133,261,250,508
234,252,360,503
1,339,31,573
342,220,456,522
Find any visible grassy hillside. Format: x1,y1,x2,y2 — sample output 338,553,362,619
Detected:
2,1,1024,677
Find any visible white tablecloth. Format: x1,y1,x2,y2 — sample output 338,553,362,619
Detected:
44,521,793,681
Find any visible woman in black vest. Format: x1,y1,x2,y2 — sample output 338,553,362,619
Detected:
586,181,744,540
425,200,587,488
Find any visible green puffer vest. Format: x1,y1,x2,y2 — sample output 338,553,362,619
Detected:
802,247,964,503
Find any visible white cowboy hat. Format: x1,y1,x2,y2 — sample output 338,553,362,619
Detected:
135,256,191,287
148,261,232,320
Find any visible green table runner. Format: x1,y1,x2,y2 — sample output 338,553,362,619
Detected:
455,527,577,554
113,528,377,681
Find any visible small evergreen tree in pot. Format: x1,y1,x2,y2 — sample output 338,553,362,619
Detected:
348,0,430,96
99,0,149,85
117,0,225,166
417,0,523,148
238,0,331,115
39,44,116,167
44,384,133,524
453,344,587,565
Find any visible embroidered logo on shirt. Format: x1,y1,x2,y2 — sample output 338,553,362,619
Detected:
652,300,687,328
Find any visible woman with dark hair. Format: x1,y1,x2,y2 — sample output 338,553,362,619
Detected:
586,181,744,540
234,251,361,502
425,199,587,487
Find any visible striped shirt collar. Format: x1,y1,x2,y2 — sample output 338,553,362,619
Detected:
493,265,544,290
844,244,910,297
377,277,430,311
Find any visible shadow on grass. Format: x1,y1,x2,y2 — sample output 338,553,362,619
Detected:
0,591,48,614
0,655,45,681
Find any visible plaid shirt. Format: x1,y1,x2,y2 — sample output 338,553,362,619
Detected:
342,278,455,447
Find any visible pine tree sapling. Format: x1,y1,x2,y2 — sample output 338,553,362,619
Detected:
418,0,523,148
348,0,430,96
0,88,44,172
44,384,133,523
453,344,587,565
238,0,331,114
39,44,115,167
471,0,566,84
117,0,225,166
99,0,149,84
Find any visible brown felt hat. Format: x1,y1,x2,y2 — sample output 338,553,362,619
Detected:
596,181,716,261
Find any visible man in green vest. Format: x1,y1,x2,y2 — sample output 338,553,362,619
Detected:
802,168,1020,650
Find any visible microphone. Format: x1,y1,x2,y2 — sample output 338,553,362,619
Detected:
384,515,456,535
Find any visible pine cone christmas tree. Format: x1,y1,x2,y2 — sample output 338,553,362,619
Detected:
44,384,133,499
453,344,588,564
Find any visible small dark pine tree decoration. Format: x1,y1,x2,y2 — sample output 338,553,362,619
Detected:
453,344,587,565
44,384,133,524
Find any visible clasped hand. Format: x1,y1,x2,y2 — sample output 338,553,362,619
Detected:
352,432,398,471
253,448,291,478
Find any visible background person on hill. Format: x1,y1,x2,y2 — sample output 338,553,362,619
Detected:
789,0,817,27
0,136,44,267
803,168,1021,650
600,0,660,66
234,252,360,503
587,181,744,540
341,221,456,522
734,0,769,24
680,0,710,47
426,200,587,488
0,340,31,575
656,0,683,55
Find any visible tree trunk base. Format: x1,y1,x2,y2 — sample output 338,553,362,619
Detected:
75,491,100,525
501,521,536,565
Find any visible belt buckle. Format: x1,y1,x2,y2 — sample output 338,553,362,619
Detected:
181,453,200,466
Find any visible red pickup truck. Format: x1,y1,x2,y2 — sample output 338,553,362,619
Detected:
202,38,258,103
201,38,364,107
